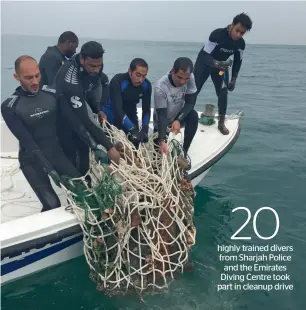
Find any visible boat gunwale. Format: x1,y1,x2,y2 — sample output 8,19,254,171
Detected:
1,120,241,260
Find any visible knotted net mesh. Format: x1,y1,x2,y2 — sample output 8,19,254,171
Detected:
60,122,196,296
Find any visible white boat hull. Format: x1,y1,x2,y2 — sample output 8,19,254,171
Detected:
1,108,241,285
1,170,209,285
1,234,83,284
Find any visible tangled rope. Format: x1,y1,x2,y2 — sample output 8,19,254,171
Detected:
61,122,196,296
0,162,43,219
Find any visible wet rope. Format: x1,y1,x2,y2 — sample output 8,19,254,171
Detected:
0,162,42,218
61,121,196,296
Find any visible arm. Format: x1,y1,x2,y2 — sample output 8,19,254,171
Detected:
156,108,168,141
232,42,245,79
100,72,109,108
109,76,135,131
176,74,197,123
58,79,113,151
154,87,168,141
86,82,102,114
1,100,54,173
141,81,152,131
57,95,98,149
202,29,227,69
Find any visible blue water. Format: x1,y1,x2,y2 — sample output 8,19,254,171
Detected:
1,35,306,310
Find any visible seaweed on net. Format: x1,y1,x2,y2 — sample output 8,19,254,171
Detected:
60,122,197,297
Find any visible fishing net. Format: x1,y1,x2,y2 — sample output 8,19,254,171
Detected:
60,122,196,297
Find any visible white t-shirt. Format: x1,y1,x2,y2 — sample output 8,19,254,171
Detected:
153,73,197,127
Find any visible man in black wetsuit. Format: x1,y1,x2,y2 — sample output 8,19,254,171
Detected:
193,13,253,135
1,56,82,212
54,41,120,173
39,31,79,87
102,58,152,147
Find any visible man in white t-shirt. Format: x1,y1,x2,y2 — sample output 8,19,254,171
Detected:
153,57,198,155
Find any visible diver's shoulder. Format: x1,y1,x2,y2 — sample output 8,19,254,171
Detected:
1,89,20,109
40,46,62,62
40,85,56,96
141,78,152,92
209,27,227,41
144,77,151,85
155,74,169,87
1,96,19,115
112,72,127,81
100,71,109,84
237,37,246,49
57,58,81,86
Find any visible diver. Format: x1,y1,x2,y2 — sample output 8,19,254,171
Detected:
193,13,253,135
101,58,152,147
39,31,79,87
1,56,82,212
153,57,198,158
54,40,121,172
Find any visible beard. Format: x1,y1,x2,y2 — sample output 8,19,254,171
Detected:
65,50,76,59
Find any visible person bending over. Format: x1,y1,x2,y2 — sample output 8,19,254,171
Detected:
1,56,82,212
54,41,120,172
153,57,198,157
39,31,79,87
102,58,152,147
193,13,252,135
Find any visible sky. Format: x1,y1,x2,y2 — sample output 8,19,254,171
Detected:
1,1,306,45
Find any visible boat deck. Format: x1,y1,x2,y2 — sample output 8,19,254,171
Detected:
1,110,240,224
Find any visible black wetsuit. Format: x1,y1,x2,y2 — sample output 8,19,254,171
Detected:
86,71,109,113
100,71,109,108
102,72,152,133
1,86,81,212
194,26,245,116
39,46,66,87
54,54,113,175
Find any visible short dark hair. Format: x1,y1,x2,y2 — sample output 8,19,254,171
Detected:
173,57,193,74
232,13,253,31
129,58,148,71
15,55,36,73
58,31,78,44
80,41,105,59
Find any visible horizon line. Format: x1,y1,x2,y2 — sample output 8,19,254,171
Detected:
2,33,306,47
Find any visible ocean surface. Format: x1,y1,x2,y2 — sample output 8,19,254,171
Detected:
1,34,306,310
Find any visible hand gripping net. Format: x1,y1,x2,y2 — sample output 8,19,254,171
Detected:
60,122,196,297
